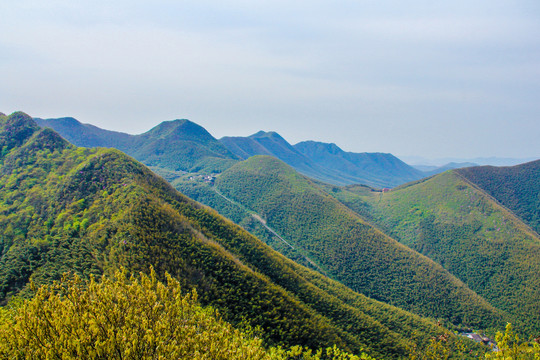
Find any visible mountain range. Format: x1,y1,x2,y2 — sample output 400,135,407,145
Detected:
3,111,539,357
2,112,457,359
37,117,430,188
34,117,238,174
33,114,540,333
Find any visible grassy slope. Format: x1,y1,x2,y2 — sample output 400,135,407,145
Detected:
215,156,507,332
0,112,464,359
330,171,540,335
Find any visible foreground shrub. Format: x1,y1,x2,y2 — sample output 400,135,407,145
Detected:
0,269,370,360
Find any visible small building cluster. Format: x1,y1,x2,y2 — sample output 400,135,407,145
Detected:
188,174,216,184
461,333,498,351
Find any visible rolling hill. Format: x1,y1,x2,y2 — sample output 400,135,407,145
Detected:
0,112,467,359
211,156,508,332
457,160,540,235
326,170,540,335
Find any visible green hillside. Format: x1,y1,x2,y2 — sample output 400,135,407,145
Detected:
328,171,540,335
35,117,238,173
214,156,507,332
0,112,467,359
457,160,540,234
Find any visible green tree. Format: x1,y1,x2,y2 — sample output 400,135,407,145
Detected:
0,269,274,359
485,323,540,360
0,268,371,360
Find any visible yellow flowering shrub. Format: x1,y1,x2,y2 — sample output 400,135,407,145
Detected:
0,269,371,360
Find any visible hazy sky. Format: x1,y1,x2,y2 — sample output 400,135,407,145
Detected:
1,1,539,160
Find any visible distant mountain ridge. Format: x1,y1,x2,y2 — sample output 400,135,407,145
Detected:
402,155,537,167
35,117,238,173
294,140,425,188
221,131,425,188
220,131,341,185
413,162,478,176
38,116,431,188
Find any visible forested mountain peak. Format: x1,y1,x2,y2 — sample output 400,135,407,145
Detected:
35,116,134,150
39,116,80,127
246,131,298,152
142,119,214,142
36,116,238,173
249,130,285,140
0,112,41,155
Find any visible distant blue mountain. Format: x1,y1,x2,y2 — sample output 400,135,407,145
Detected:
38,117,433,188
413,162,478,176
294,140,425,188
221,132,425,188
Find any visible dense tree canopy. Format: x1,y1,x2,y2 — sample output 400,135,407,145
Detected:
0,269,373,360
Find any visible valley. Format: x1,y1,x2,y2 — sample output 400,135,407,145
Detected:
1,111,538,358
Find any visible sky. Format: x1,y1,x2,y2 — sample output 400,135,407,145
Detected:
1,0,539,162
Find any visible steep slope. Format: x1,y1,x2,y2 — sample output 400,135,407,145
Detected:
0,112,462,359
36,117,238,173
214,156,507,332
328,171,540,335
294,141,425,188
457,160,540,234
133,119,239,173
